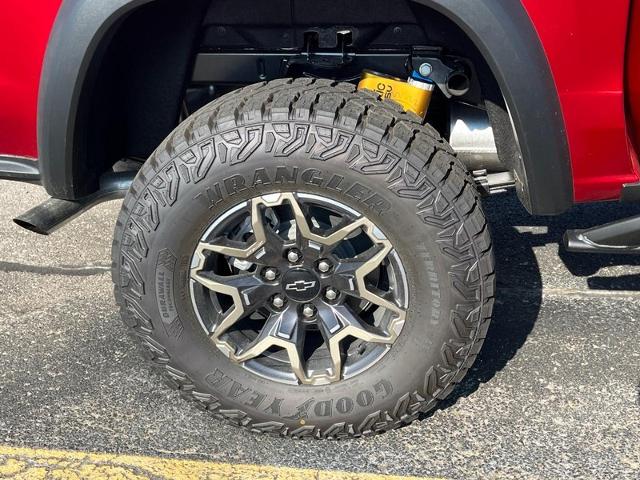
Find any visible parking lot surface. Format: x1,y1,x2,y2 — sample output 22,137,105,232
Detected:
0,180,639,479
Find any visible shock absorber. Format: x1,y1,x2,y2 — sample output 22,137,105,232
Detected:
357,69,435,119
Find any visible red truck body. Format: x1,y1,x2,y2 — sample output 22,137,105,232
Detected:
523,0,640,202
0,0,61,159
1,0,639,204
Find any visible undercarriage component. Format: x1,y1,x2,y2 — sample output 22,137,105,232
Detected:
357,70,434,118
13,172,134,235
192,49,470,98
450,102,502,172
192,51,407,84
410,55,470,99
564,216,640,254
472,170,516,195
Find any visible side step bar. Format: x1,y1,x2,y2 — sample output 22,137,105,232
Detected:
564,215,640,254
13,172,135,236
0,155,41,184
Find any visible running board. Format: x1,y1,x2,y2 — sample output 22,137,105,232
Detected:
0,155,41,184
13,171,135,235
563,215,640,254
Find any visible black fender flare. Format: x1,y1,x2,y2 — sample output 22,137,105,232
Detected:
39,0,573,214
412,0,573,214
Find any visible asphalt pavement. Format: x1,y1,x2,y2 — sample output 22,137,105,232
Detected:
0,179,639,479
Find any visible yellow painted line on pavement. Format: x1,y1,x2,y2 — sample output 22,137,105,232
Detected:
0,445,443,480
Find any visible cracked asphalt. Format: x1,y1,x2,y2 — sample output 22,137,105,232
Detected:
0,179,639,479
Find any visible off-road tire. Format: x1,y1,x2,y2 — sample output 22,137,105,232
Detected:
112,78,495,438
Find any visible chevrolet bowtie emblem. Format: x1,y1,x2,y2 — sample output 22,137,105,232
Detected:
285,280,317,292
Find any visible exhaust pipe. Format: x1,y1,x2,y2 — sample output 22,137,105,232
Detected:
449,102,502,172
13,171,135,235
445,70,471,97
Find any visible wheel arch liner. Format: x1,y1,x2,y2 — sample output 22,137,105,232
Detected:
39,0,154,199
39,0,207,200
39,0,573,214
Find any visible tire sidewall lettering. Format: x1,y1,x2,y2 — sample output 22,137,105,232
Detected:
205,368,394,420
194,164,392,218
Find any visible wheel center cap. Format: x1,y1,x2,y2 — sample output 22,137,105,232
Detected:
282,268,321,302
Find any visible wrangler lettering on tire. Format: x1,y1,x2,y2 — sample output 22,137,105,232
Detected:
112,78,495,438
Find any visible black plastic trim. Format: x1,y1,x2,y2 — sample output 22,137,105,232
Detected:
0,155,41,184
564,216,640,255
38,0,154,200
411,0,573,215
620,182,640,203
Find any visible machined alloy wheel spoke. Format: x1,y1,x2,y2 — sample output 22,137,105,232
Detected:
352,225,405,322
333,236,406,331
194,271,277,315
232,307,310,382
288,195,368,251
332,244,385,292
316,303,394,383
197,199,268,259
191,257,245,356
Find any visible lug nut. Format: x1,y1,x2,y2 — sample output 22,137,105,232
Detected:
325,288,339,301
272,295,285,309
302,304,316,318
287,249,301,264
263,268,278,281
317,260,332,273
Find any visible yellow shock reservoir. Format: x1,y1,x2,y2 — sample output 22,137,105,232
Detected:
357,70,435,118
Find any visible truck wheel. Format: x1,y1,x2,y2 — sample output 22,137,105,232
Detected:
112,78,495,438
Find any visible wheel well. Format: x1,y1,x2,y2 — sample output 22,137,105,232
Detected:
41,0,570,214
80,0,508,179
